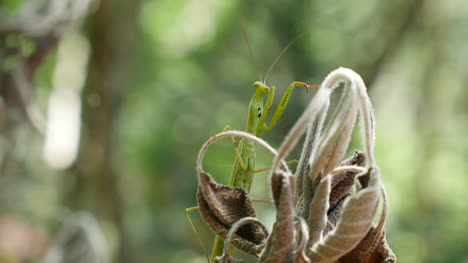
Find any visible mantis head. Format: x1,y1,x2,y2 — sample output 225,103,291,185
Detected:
253,81,270,94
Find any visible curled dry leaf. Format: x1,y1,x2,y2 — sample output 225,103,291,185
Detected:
306,175,331,247
337,228,396,263
197,172,267,256
294,105,328,210
325,151,366,233
195,131,288,256
308,86,359,183
307,167,381,263
270,68,394,262
296,107,338,219
337,188,396,263
214,217,269,263
294,70,362,221
294,216,312,263
330,151,366,204
259,171,296,263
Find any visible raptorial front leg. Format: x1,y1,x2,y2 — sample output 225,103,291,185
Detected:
261,82,318,134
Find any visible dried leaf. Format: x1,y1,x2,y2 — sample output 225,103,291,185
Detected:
294,251,312,263
337,229,396,263
307,167,381,263
306,175,331,247
293,70,361,221
259,171,296,263
329,151,366,204
324,192,351,235
309,87,359,182
295,105,329,211
337,187,396,263
215,217,269,263
293,216,311,263
324,151,366,233
194,130,290,256
197,172,267,255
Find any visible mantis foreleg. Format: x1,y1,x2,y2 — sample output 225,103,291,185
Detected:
258,81,318,135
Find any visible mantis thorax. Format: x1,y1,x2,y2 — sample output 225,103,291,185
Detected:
246,81,270,134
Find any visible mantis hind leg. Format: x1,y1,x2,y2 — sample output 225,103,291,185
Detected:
185,206,210,262
222,125,246,170
253,159,298,173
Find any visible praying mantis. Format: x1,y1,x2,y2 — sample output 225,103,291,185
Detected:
185,25,318,262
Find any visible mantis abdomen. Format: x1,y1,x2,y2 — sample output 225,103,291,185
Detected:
230,138,256,191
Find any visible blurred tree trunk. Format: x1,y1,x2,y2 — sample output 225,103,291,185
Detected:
361,0,425,87
66,0,141,262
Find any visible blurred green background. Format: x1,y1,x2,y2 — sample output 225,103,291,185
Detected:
1,0,468,262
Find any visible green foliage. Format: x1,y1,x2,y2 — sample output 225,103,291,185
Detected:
0,0,22,14
1,33,36,71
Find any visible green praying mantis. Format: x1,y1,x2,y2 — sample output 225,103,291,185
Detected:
185,25,319,262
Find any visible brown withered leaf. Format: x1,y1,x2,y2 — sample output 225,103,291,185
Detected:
325,151,366,234
337,229,396,263
294,216,312,263
329,151,366,204
197,172,266,256
324,192,351,235
337,188,396,263
312,91,358,181
215,217,269,263
307,167,381,263
294,252,312,263
306,175,331,248
294,105,328,214
259,171,296,263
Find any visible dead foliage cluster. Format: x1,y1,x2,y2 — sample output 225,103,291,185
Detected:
196,68,396,263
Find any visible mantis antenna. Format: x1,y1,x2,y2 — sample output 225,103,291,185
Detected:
264,33,305,83
239,16,263,83
239,13,308,87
